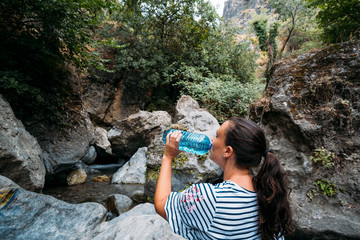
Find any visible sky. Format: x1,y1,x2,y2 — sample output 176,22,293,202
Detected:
209,0,225,16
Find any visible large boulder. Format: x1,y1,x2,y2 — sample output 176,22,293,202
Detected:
112,147,147,184
81,74,139,126
250,41,360,239
175,95,221,137
0,95,46,191
108,110,171,159
0,175,107,239
145,95,222,197
92,203,185,240
106,194,133,216
27,111,95,175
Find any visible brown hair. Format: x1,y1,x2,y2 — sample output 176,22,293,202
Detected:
225,117,294,240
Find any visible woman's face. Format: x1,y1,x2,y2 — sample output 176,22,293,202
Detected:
209,121,231,169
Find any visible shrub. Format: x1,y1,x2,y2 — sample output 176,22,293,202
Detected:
175,65,263,123
306,0,360,43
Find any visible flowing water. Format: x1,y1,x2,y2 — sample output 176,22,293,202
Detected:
42,164,145,207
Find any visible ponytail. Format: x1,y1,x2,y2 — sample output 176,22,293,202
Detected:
225,117,294,239
253,152,294,240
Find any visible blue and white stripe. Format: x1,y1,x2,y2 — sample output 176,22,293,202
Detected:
165,180,261,240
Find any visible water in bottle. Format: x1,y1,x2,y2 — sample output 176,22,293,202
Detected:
163,129,212,155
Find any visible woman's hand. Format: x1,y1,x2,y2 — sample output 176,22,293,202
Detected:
154,130,182,220
163,131,182,160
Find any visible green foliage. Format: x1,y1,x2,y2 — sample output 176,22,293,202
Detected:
197,152,209,164
173,152,189,168
253,20,269,51
105,0,258,118
285,28,324,57
270,0,305,20
0,0,117,123
306,188,318,200
306,0,360,43
145,166,161,181
253,20,280,78
0,71,63,123
315,179,337,197
269,22,280,60
199,23,258,83
310,147,335,169
175,65,263,123
1,0,261,123
104,0,219,108
267,0,319,58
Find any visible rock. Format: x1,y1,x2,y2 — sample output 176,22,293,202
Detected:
175,95,221,137
0,95,46,191
76,160,100,175
92,175,110,183
223,0,268,34
131,190,147,203
108,110,171,159
92,203,185,240
145,95,222,197
0,175,106,239
24,70,97,175
249,41,360,239
90,164,123,174
105,212,117,222
106,194,133,215
94,127,112,157
66,169,87,186
81,76,139,125
81,146,97,165
112,147,147,184
26,111,94,175
103,80,141,125
82,76,117,124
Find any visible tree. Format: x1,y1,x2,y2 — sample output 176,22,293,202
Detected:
104,0,258,118
253,20,279,82
107,0,220,107
269,0,315,58
306,0,360,43
0,0,117,123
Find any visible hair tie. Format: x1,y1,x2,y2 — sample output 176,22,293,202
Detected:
263,149,269,158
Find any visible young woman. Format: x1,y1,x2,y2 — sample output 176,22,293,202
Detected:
154,117,294,240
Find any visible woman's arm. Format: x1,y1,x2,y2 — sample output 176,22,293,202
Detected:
154,131,181,220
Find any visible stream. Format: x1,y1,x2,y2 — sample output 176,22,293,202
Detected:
42,164,145,207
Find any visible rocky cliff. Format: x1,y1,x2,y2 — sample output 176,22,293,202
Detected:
223,0,268,33
250,40,360,239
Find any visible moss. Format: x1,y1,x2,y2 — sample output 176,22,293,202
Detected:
197,152,209,164
145,166,161,181
172,152,189,168
307,188,318,201
166,124,188,132
184,169,195,175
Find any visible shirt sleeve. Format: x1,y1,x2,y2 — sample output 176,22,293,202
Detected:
165,183,217,237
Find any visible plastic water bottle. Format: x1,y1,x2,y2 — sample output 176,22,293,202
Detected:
163,129,212,156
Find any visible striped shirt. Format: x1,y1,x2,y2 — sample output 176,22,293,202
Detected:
165,180,261,240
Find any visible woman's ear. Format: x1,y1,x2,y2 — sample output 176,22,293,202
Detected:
223,146,234,158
